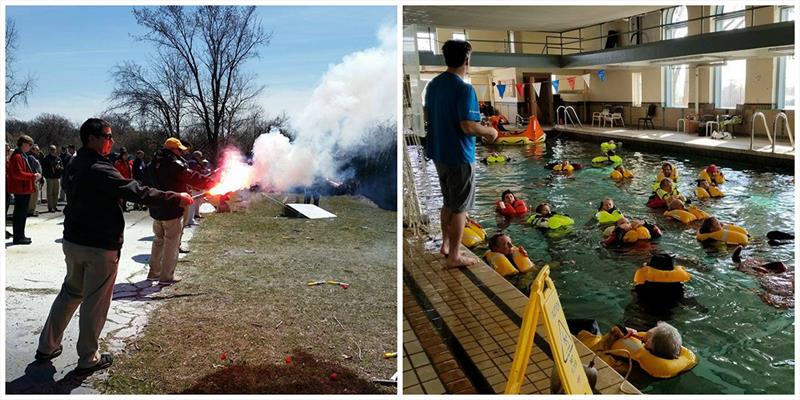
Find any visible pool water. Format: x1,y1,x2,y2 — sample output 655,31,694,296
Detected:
408,138,794,394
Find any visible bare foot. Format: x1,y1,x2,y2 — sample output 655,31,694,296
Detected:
439,244,449,258
444,255,478,269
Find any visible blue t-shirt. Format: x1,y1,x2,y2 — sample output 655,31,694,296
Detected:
424,72,481,165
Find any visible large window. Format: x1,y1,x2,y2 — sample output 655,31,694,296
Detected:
632,72,642,107
662,7,688,107
713,5,747,108
776,6,796,109
713,5,746,32
416,30,435,52
452,31,466,41
664,65,689,107
715,59,746,109
664,6,688,39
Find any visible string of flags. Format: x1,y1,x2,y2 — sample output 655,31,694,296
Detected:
475,69,607,99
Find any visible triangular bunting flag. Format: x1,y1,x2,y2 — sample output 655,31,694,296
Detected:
497,84,506,98
552,80,559,92
566,77,576,90
474,84,487,100
598,69,606,81
516,83,525,98
582,73,591,88
533,82,542,96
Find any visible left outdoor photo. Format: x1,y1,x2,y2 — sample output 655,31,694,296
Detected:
4,4,398,394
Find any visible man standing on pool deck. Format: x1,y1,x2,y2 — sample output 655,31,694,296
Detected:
35,118,193,374
424,40,498,268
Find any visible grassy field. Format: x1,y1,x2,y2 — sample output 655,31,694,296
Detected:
100,195,397,394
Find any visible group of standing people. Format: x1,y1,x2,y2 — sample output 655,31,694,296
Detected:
6,138,76,243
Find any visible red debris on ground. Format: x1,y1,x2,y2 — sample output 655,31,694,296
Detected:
285,355,292,364
329,372,338,381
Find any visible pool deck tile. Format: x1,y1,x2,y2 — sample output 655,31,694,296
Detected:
546,124,793,166
404,235,641,395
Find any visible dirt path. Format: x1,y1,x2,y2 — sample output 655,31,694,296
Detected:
100,195,397,394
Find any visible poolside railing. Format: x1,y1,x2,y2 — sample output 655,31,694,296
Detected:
750,112,770,151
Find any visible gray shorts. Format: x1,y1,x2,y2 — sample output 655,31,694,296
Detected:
434,162,475,213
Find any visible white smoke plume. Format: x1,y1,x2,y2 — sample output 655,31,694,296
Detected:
213,24,396,194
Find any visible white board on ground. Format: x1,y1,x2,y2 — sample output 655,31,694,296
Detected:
285,203,337,219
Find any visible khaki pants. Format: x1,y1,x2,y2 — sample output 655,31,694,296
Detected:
28,182,40,213
148,217,183,281
46,178,60,210
38,240,120,368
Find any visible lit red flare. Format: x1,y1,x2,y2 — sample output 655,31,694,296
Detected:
208,148,253,196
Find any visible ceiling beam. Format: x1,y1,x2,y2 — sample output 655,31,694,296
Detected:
416,22,794,70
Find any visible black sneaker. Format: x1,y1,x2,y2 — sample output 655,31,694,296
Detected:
13,238,32,245
35,345,63,361
74,353,113,375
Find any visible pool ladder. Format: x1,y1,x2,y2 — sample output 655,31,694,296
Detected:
556,106,583,129
750,112,794,152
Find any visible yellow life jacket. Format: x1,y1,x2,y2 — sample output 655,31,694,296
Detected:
657,170,679,183
695,187,710,200
486,155,506,164
687,205,709,220
623,226,652,243
664,209,696,224
699,169,725,185
576,331,631,375
633,265,691,285
696,224,749,245
596,209,624,224
528,213,575,229
654,186,681,200
609,334,698,379
610,169,634,181
484,247,533,276
600,141,617,154
709,186,724,197
553,163,574,173
593,155,623,164
461,221,486,248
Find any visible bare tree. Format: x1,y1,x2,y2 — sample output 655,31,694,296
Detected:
5,18,36,110
26,114,77,147
109,51,189,137
132,6,271,157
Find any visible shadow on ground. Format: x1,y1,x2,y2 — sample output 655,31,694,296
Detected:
181,349,390,394
6,361,89,394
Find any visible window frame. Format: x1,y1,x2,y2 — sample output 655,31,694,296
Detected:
416,29,435,53
663,65,689,108
776,6,795,109
632,72,642,107
663,6,688,40
713,5,747,108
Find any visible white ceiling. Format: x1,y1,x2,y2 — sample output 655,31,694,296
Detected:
404,6,665,33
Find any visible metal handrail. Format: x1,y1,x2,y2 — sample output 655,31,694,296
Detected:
750,111,770,151
772,112,794,152
556,106,566,127
565,106,583,128
417,5,773,56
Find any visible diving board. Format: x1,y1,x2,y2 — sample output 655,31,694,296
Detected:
284,203,337,219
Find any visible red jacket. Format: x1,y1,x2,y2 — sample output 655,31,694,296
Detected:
114,159,133,179
6,151,37,194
